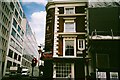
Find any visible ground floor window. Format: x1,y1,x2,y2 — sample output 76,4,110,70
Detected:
53,63,74,78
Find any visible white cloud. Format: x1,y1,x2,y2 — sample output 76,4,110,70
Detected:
29,11,46,45
21,0,47,5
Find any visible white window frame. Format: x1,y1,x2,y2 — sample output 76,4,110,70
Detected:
78,39,85,50
64,7,75,14
53,63,74,78
63,38,76,57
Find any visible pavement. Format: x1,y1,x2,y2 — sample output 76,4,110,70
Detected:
1,76,42,80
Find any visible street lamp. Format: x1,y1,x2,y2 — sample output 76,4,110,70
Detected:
38,46,42,77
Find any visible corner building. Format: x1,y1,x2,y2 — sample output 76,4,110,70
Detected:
44,0,88,79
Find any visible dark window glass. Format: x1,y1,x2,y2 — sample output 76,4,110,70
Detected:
15,9,18,18
7,60,12,68
18,55,21,61
11,28,16,37
65,40,74,56
10,2,14,11
18,64,20,67
20,9,23,17
8,49,13,58
17,25,21,33
13,62,16,66
14,53,17,60
13,18,17,28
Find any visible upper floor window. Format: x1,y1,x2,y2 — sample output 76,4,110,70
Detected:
11,28,16,38
13,18,17,28
18,55,21,61
64,22,75,32
15,9,18,18
65,7,75,14
63,38,76,57
10,38,15,47
14,52,17,60
20,9,23,17
17,25,21,33
8,49,13,58
10,2,14,11
78,39,85,50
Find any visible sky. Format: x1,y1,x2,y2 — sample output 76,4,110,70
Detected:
20,0,48,46
20,0,120,46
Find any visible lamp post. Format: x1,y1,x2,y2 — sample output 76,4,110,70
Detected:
38,46,42,77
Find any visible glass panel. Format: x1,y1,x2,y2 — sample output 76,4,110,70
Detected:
78,39,85,50
20,9,23,17
17,25,21,33
8,49,13,58
65,8,74,14
11,28,16,38
15,9,18,18
13,18,17,28
7,60,12,68
10,39,15,47
79,40,83,48
65,22,75,32
110,72,119,80
10,2,14,11
13,62,16,66
14,53,17,60
18,55,21,61
65,40,74,56
56,63,71,78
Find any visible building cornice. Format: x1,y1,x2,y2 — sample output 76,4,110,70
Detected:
46,1,87,11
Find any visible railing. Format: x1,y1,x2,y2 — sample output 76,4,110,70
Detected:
90,29,120,40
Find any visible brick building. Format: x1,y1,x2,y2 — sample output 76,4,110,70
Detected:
44,0,88,79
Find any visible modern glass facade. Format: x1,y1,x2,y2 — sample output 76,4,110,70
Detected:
22,20,39,68
0,0,39,78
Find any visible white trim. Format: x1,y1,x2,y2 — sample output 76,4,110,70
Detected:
71,63,74,78
53,7,59,57
63,38,76,57
78,39,85,50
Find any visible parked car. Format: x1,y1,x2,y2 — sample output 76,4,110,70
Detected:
21,68,29,76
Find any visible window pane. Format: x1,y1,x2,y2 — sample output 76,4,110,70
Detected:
10,2,14,11
78,39,85,50
20,9,23,17
79,40,83,48
65,40,74,56
15,9,18,18
65,22,75,32
8,49,13,58
18,55,21,61
14,53,17,60
11,28,16,38
55,63,71,78
17,25,21,33
7,60,12,68
65,8,74,14
13,18,17,28
13,62,16,66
